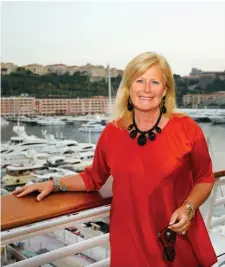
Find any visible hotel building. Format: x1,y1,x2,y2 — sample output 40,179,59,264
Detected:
1,97,115,116
1,97,36,116
183,91,225,107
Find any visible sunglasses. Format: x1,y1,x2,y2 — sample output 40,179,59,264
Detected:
157,224,177,262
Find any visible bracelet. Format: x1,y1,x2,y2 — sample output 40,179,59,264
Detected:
49,177,61,192
183,200,195,220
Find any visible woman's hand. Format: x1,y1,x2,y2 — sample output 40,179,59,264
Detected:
168,205,191,234
12,180,54,201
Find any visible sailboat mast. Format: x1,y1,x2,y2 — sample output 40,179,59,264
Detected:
108,64,112,112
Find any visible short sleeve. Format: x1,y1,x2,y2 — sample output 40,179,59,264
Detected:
190,127,215,185
79,126,111,192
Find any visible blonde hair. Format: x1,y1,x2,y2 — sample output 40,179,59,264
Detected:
113,52,177,122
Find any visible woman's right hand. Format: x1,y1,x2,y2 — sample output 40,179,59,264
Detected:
12,180,54,201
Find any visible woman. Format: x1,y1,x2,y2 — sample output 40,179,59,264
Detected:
13,52,217,267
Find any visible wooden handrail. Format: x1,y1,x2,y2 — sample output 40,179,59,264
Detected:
1,191,112,231
1,170,224,231
214,170,225,179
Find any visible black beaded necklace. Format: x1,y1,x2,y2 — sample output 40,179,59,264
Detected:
127,111,163,146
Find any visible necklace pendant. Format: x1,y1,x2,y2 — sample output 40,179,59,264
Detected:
137,134,147,146
127,124,134,131
155,126,162,133
130,129,137,139
148,131,156,141
129,111,163,145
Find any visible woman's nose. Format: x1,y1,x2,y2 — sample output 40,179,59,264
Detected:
143,82,151,92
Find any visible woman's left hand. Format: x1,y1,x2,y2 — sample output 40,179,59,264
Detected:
168,205,191,234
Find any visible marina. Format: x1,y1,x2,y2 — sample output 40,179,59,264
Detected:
1,1,225,266
1,110,225,267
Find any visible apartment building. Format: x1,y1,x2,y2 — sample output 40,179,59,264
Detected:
78,64,106,82
183,91,225,107
1,63,17,75
36,98,70,115
68,97,114,114
24,64,48,75
1,62,123,79
1,97,115,116
67,66,80,75
1,97,36,116
45,64,68,75
184,69,225,90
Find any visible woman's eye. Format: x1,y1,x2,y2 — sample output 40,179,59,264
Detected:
152,80,159,84
136,79,144,83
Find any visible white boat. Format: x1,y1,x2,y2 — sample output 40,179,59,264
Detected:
39,140,96,154
209,115,225,124
67,114,108,123
2,160,47,186
177,108,225,123
80,120,102,127
6,160,47,172
18,116,38,124
78,151,94,161
45,155,88,167
1,150,51,167
1,117,9,126
36,118,66,126
30,167,77,180
64,117,79,124
78,124,105,133
1,125,51,154
1,124,96,161
2,153,86,187
1,140,51,160
189,113,211,122
63,159,92,172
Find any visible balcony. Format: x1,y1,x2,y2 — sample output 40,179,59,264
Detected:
1,171,225,267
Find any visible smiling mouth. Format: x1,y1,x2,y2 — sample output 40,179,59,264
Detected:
139,96,154,100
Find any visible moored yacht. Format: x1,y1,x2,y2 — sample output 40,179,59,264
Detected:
62,159,92,172
78,124,105,133
1,125,51,154
1,118,9,126
36,117,66,126
209,115,225,124
30,167,77,180
2,160,47,187
1,124,96,163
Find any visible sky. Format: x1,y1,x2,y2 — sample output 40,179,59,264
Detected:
1,0,225,76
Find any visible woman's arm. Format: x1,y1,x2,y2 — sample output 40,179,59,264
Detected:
187,127,215,210
169,124,215,233
185,182,214,211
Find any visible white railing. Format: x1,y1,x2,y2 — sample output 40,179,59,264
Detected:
2,205,111,267
2,175,225,267
205,177,225,229
1,205,111,246
6,235,110,267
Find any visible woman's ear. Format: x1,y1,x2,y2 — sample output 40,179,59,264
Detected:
163,87,168,97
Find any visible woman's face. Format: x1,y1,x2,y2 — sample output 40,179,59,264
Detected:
129,64,167,112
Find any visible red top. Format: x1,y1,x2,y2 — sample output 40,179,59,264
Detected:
80,115,217,267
